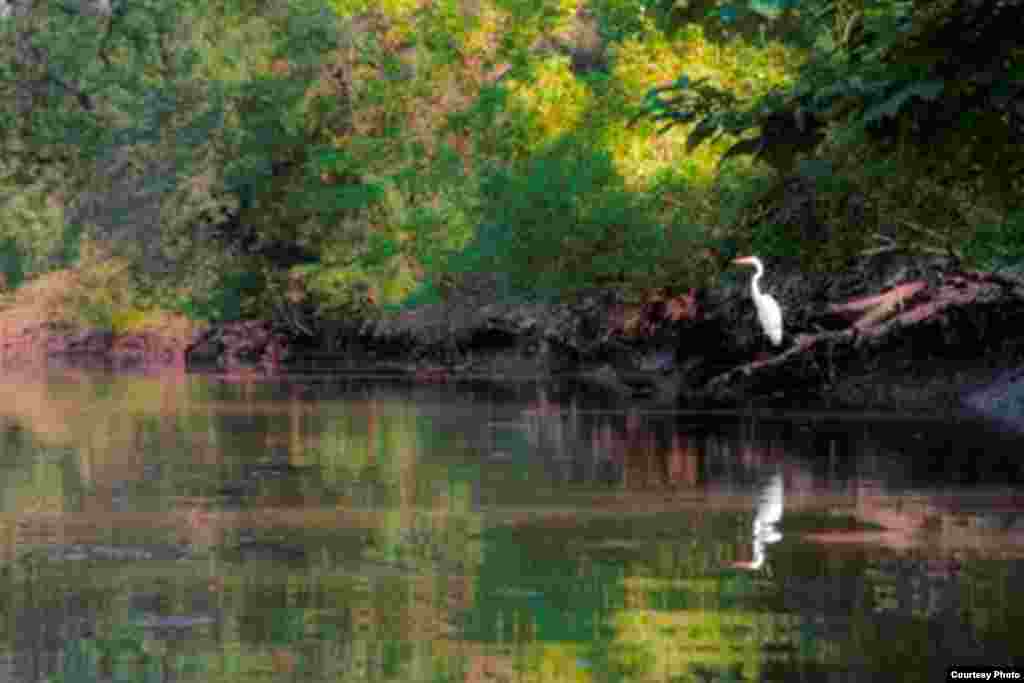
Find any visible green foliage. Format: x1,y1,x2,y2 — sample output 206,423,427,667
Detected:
586,0,655,43
633,0,1024,267
399,280,445,308
1,0,341,290
477,141,663,296
174,267,266,321
964,210,1024,272
60,239,136,331
445,85,535,163
635,0,1018,170
635,74,747,146
415,0,473,64
0,154,67,282
53,621,165,683
2,0,1020,329
0,238,25,290
404,199,476,274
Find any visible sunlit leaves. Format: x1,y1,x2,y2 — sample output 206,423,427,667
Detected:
327,0,419,20
508,59,589,147
0,155,65,282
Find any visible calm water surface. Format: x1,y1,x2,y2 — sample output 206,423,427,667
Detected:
0,369,1022,682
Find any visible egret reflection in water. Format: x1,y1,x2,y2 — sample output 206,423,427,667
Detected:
733,471,784,570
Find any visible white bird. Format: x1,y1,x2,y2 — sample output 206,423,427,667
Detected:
732,472,784,571
732,256,783,346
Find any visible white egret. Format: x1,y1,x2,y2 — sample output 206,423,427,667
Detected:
732,256,783,346
732,472,784,571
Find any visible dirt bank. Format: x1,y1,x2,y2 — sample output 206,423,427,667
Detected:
4,256,1024,432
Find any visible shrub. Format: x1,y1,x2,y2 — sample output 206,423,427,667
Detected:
476,141,663,297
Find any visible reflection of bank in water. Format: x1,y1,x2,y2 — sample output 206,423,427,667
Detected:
732,472,784,571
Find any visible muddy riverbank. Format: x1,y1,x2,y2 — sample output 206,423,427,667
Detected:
3,253,1024,431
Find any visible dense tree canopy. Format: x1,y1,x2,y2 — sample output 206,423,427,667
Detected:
0,0,1020,328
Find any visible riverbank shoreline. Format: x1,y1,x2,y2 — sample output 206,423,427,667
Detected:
3,259,1024,433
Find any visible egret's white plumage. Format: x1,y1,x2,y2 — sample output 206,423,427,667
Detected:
734,472,784,571
732,256,783,346
749,472,784,569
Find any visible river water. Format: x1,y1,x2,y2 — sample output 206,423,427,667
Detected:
0,369,1021,682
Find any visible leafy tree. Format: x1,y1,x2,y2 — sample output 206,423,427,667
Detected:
0,151,66,283
635,0,1024,265
0,0,340,314
19,0,1019,331
476,140,663,297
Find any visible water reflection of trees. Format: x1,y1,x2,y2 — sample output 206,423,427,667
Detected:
477,393,1024,681
0,375,491,682
0,375,1021,681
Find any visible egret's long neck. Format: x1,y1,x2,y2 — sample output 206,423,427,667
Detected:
750,262,765,298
